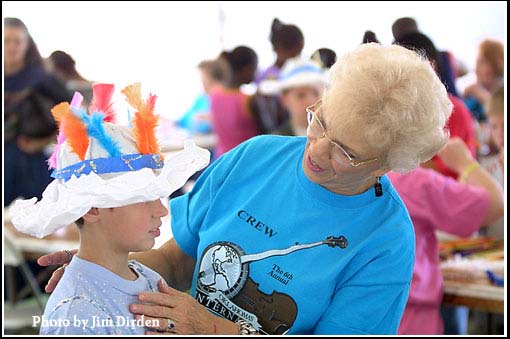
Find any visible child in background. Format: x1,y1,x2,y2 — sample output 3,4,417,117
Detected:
210,46,259,159
250,18,305,134
259,57,327,136
11,83,210,334
391,137,504,335
479,85,504,238
177,58,230,134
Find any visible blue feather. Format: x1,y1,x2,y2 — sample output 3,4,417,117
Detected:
72,107,121,157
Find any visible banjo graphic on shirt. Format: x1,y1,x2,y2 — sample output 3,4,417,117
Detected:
196,235,348,335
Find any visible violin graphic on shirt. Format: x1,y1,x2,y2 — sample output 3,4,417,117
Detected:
197,236,348,334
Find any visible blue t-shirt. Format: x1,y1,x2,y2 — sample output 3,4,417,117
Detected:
170,135,415,335
40,256,163,335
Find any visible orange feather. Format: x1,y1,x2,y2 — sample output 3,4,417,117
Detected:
51,102,89,160
121,84,160,155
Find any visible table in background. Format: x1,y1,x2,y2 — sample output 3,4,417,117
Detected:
5,220,80,257
159,131,217,153
439,236,504,334
442,280,504,314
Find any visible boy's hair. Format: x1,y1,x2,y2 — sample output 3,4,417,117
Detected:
486,85,504,117
75,217,84,228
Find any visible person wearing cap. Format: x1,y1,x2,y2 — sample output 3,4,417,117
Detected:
40,44,453,334
11,83,209,334
259,57,327,137
250,18,305,135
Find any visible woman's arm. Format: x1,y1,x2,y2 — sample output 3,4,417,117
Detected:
437,137,504,225
38,238,196,293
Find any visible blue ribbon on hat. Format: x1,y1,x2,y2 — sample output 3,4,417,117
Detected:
51,153,164,182
279,64,322,81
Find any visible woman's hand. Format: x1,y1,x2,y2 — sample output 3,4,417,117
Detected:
130,279,239,335
37,249,77,292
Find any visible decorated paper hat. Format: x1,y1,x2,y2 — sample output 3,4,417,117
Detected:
11,83,210,238
259,57,328,95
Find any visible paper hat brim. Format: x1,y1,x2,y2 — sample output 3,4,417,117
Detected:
258,72,328,95
11,140,210,238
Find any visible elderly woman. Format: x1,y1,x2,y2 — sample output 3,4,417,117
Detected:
40,43,452,334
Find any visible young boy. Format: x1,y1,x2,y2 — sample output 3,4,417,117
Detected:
259,57,327,136
10,83,210,334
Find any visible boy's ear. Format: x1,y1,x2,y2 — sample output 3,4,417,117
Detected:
82,208,100,223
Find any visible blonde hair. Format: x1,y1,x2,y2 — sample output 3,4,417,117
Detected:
198,58,231,85
486,85,504,117
478,39,504,78
324,43,452,172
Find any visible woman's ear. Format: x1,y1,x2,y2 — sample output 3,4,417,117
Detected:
371,166,391,179
82,207,100,224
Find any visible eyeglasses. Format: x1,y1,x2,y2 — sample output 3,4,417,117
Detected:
305,100,378,167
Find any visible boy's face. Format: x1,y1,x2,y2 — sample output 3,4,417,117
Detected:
101,199,168,252
489,113,504,151
282,84,324,133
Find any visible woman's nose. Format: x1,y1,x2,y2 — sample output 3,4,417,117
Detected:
309,136,331,158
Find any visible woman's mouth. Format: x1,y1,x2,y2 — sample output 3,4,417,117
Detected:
307,155,324,173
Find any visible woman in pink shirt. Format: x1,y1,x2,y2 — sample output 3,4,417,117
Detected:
210,46,259,159
389,137,503,334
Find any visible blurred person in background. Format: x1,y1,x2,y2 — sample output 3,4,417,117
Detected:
259,57,327,136
311,47,337,69
462,39,504,159
177,58,230,135
4,17,71,207
250,18,305,134
463,39,504,123
361,30,380,44
469,88,505,336
479,85,504,239
391,137,504,335
394,31,477,180
46,50,93,105
392,17,460,98
210,46,259,159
